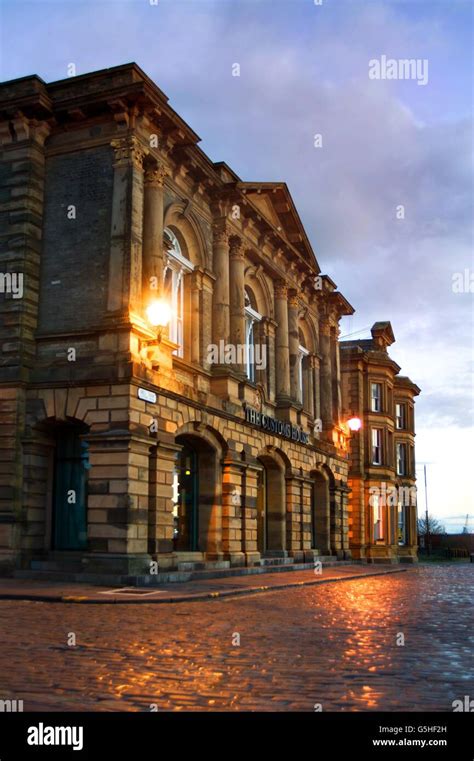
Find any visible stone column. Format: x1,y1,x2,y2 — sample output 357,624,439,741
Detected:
242,462,260,565
221,455,246,566
142,160,167,303
341,484,351,558
306,355,315,418
0,116,50,561
275,282,291,403
286,473,302,559
190,269,202,365
313,474,331,555
288,292,300,403
85,432,152,576
329,484,351,559
260,318,276,400
329,485,341,556
108,135,146,315
319,321,333,430
301,478,314,558
201,271,215,371
331,324,342,426
312,355,321,429
212,221,230,349
229,236,246,374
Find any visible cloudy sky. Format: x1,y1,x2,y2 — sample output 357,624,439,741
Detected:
1,0,472,532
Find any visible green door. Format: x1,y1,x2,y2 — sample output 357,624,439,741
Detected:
52,428,89,550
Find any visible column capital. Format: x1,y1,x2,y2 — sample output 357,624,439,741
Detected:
213,219,230,246
229,234,244,260
274,281,288,299
144,160,168,187
319,321,331,337
111,134,147,170
288,292,299,309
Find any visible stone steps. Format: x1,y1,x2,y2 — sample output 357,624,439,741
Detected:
260,557,294,566
13,557,358,587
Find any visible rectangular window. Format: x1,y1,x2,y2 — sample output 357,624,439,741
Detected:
371,383,382,412
395,403,406,429
396,442,407,475
371,428,382,465
373,495,384,541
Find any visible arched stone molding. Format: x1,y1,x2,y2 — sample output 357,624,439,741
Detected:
163,202,208,268
244,264,273,319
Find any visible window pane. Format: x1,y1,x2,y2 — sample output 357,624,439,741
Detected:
371,383,381,412
396,443,406,475
372,428,382,464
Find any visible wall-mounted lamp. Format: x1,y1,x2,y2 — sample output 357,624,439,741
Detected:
347,416,362,432
144,298,172,343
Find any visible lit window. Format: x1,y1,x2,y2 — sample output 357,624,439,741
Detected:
163,228,194,358
395,403,406,429
396,442,407,476
398,502,407,546
372,493,384,541
371,383,382,412
371,428,382,465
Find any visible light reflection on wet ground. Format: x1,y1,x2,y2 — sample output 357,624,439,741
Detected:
0,564,472,711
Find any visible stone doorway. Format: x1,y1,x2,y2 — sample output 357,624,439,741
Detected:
173,434,218,554
256,454,286,554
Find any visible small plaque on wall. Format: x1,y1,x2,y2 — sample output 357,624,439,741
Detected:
138,388,157,404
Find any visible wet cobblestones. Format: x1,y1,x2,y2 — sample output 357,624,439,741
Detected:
0,564,472,712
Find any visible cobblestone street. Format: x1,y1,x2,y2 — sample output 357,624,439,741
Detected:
0,564,472,712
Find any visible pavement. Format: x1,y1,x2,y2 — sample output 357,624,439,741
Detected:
0,564,408,604
0,563,471,711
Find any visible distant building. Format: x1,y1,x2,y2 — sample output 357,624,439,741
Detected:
341,323,420,563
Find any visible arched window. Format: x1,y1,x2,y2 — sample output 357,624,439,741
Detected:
163,228,194,358
297,329,310,407
244,287,262,383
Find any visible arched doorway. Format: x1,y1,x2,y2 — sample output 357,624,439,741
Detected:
51,421,89,551
173,434,218,553
311,469,331,556
256,453,286,554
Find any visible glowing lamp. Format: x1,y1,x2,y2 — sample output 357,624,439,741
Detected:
146,299,172,329
347,416,362,432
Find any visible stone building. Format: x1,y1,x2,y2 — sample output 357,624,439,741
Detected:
340,323,420,563
0,64,418,580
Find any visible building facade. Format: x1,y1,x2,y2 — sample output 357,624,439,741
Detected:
341,323,421,563
0,64,418,579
